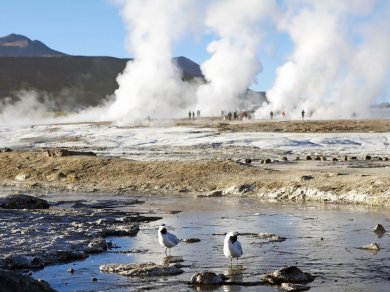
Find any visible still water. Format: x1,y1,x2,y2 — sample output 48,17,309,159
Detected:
34,194,390,291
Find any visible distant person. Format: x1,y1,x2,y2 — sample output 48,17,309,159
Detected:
270,111,274,120
228,112,232,121
301,110,305,120
282,111,285,119
192,111,195,120
197,110,200,117
188,111,191,120
233,111,237,120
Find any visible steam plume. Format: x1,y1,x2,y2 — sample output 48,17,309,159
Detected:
104,0,198,125
256,0,390,119
196,0,276,115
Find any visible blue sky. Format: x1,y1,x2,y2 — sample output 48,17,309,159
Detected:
0,0,388,101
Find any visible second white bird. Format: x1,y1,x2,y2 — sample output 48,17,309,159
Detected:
158,224,180,255
223,231,243,265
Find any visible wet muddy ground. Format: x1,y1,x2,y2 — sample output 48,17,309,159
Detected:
31,193,390,291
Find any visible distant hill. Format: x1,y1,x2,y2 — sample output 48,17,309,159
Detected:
0,34,66,57
0,55,207,110
0,34,266,111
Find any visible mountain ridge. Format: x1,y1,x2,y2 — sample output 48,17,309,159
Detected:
0,34,66,57
0,34,266,111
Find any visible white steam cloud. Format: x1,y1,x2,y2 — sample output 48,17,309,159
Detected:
196,0,276,115
104,0,199,125
256,0,390,119
0,90,56,126
1,0,389,127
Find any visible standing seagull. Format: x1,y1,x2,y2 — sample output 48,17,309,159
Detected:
224,232,243,265
158,224,180,255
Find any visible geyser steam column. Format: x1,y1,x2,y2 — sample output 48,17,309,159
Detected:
106,0,195,125
196,0,276,116
256,1,390,120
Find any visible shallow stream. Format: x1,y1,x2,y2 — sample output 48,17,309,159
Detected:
34,194,390,291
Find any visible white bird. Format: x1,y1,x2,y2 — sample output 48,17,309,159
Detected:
158,224,180,255
224,231,243,265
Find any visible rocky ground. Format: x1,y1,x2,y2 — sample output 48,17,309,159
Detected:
179,117,390,133
0,194,163,290
0,149,389,206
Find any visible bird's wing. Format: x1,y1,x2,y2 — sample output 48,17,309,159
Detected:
237,241,243,255
167,232,180,244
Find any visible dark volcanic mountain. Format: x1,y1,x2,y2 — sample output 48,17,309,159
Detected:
0,34,265,111
0,34,205,109
0,34,66,57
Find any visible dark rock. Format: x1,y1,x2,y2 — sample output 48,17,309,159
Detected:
245,158,252,164
100,262,184,277
332,157,338,161
344,155,348,161
295,156,300,160
237,183,256,193
71,202,89,208
1,147,12,152
365,155,371,160
86,238,108,253
44,148,96,157
0,269,55,292
198,190,223,197
183,238,201,243
373,224,386,233
43,250,88,264
190,271,228,285
100,224,140,237
91,277,97,282
351,156,357,160
265,158,272,164
3,255,44,269
306,156,312,161
161,256,184,265
0,194,49,210
320,156,327,161
282,157,288,161
384,157,389,161
314,156,321,161
301,175,314,181
263,266,314,284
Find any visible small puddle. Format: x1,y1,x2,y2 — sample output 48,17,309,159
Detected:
34,195,390,291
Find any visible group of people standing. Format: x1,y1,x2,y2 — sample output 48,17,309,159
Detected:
188,110,201,120
222,110,252,121
269,110,306,120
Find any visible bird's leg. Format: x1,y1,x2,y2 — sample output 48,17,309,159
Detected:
230,258,233,267
236,258,239,265
165,248,168,256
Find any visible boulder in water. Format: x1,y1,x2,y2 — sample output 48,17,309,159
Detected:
263,266,314,285
0,194,49,209
190,271,228,285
